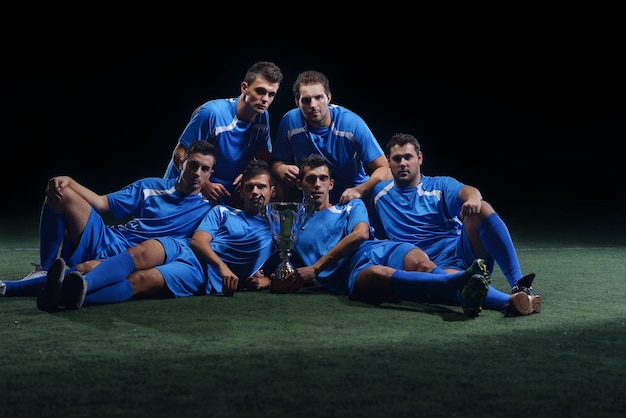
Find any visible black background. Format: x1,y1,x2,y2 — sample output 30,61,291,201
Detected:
2,36,623,225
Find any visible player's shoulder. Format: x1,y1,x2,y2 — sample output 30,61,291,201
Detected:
196,98,234,114
373,179,394,194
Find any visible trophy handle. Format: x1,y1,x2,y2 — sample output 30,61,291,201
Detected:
299,193,315,229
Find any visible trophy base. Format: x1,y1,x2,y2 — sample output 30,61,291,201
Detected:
270,278,292,294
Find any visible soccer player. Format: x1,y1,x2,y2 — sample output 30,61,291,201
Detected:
278,153,510,318
270,70,391,205
35,160,277,311
371,132,541,314
163,61,283,208
1,140,216,297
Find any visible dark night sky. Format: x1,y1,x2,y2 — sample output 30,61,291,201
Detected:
2,37,624,225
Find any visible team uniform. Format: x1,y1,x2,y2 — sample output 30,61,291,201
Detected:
3,178,213,298
293,199,422,296
76,204,276,305
191,205,275,294
293,198,512,311
60,177,213,268
372,176,529,297
371,176,472,271
272,105,384,202
163,98,272,204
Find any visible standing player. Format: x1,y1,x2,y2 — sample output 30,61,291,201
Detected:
271,70,391,204
164,61,283,207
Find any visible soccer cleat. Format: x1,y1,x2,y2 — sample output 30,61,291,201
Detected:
507,292,533,315
460,274,489,318
61,272,87,310
511,273,541,314
530,295,542,314
511,273,536,296
22,263,47,280
0,280,6,296
36,258,66,312
466,258,490,283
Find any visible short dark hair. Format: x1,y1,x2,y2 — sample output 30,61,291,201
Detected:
298,153,332,180
386,133,421,155
242,159,274,186
292,70,330,100
244,61,283,85
185,140,216,160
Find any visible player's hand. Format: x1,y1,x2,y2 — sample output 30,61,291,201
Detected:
46,176,71,201
459,198,482,218
232,174,243,194
339,187,362,205
203,181,231,202
279,165,300,186
219,267,239,297
286,266,317,293
244,274,271,290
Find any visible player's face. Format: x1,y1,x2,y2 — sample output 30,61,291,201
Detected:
297,165,334,207
242,77,280,114
240,173,275,215
296,83,331,128
179,153,214,193
388,144,422,187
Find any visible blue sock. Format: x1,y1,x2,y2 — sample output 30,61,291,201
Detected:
3,276,48,297
84,280,134,305
39,205,65,270
482,285,511,311
390,269,466,302
478,213,522,288
84,252,136,293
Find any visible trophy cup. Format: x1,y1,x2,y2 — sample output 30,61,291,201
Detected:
265,195,314,293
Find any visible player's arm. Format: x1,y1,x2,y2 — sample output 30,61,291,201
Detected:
339,155,392,204
170,142,187,172
189,229,239,296
288,221,370,290
458,185,483,217
270,159,299,185
46,176,110,212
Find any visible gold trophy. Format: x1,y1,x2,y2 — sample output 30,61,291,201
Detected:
265,195,314,293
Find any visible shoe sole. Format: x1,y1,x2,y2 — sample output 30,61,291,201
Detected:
36,258,66,312
467,259,490,283
62,272,87,310
531,295,542,314
461,274,489,318
509,292,533,315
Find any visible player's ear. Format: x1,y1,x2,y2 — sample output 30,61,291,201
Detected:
270,185,276,198
295,179,303,191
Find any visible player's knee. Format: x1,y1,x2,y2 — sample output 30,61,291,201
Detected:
404,249,436,272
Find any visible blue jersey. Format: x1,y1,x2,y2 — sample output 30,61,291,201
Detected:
294,198,416,295
196,205,276,293
372,176,465,264
108,177,213,244
272,105,384,202
61,178,212,267
164,98,272,193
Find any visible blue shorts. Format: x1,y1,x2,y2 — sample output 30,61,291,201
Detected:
432,230,494,274
154,237,209,297
61,209,133,267
347,240,416,295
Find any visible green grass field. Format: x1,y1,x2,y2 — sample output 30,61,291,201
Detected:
1,215,625,418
